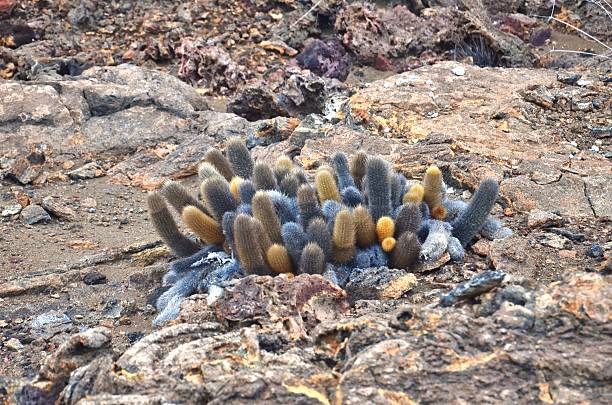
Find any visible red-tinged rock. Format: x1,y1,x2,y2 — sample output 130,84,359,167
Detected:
0,0,16,14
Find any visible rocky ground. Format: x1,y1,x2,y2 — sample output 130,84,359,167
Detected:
1,0,611,404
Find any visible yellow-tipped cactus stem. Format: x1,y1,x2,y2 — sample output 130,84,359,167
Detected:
266,244,293,274
182,206,224,245
376,216,395,242
252,191,283,244
423,165,444,210
403,183,424,204
332,210,356,249
353,205,377,248
315,170,341,203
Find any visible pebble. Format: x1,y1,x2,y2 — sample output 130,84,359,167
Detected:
587,244,604,259
20,204,51,225
83,271,107,285
41,196,76,220
556,72,581,85
6,338,24,351
452,66,466,76
68,162,102,180
576,79,592,87
527,210,562,229
540,233,568,249
1,204,22,217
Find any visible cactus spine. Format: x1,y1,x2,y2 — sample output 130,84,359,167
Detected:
423,166,444,211
266,244,293,274
161,180,208,216
201,177,237,221
350,151,368,190
353,205,377,248
225,137,254,179
182,206,224,245
395,203,422,237
297,184,323,228
381,237,396,253
315,169,341,203
306,218,332,260
229,176,243,201
376,216,395,243
390,232,421,269
300,243,326,274
252,191,283,244
147,192,200,257
403,183,424,204
365,157,392,220
253,162,278,191
332,210,356,263
451,178,499,247
233,214,270,275
204,148,235,181
331,152,356,190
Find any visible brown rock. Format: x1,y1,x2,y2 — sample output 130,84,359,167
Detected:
345,267,418,304
527,209,563,229
471,239,491,256
41,196,76,220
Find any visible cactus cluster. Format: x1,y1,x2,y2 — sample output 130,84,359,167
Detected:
148,137,511,324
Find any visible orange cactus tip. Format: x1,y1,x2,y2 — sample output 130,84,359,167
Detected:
381,237,396,252
431,205,448,220
229,176,243,200
376,216,395,242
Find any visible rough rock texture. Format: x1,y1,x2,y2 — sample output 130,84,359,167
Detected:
299,61,611,218
15,272,610,404
2,53,611,404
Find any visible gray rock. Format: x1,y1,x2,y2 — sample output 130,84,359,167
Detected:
0,64,208,158
68,162,101,180
5,338,24,351
1,204,22,217
440,270,506,306
21,204,51,225
346,267,417,304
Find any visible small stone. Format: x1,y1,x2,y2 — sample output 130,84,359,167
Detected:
6,337,24,351
345,267,417,304
68,162,102,180
559,250,577,259
1,204,22,217
81,197,97,209
452,66,466,76
83,271,107,285
471,239,491,256
576,79,591,87
556,72,581,85
21,204,51,225
441,270,506,306
41,196,76,220
0,319,8,327
126,331,145,343
527,210,562,229
62,160,75,170
540,233,568,249
587,244,604,259
8,157,42,185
